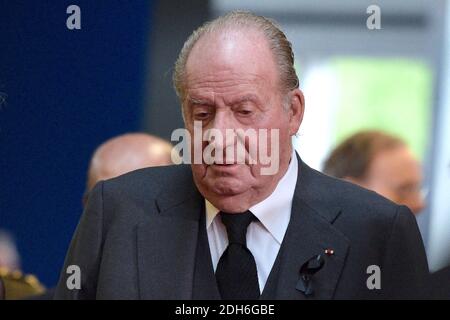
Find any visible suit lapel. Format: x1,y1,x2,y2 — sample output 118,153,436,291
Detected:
269,157,350,299
137,169,204,299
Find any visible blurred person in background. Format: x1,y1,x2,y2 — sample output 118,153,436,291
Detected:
323,130,425,215
325,131,450,298
0,230,45,299
83,132,175,204
0,230,20,271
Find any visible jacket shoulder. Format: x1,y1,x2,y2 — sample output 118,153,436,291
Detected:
107,164,192,190
92,165,194,206
300,163,403,224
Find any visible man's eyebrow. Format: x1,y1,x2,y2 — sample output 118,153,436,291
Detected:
230,94,260,105
186,94,260,106
186,97,213,106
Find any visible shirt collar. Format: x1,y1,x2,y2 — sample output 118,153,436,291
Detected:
205,148,298,244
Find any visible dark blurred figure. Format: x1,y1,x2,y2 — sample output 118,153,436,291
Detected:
429,266,450,299
323,130,425,215
0,277,4,300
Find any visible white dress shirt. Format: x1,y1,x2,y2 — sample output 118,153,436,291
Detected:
206,149,298,292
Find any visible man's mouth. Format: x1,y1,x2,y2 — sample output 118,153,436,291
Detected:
209,163,241,172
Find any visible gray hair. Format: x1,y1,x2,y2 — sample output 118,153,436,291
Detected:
173,11,299,105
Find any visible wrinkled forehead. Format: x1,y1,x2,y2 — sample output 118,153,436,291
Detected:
185,28,279,90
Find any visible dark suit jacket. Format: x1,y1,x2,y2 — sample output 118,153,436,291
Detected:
54,157,429,299
429,266,450,299
0,277,4,300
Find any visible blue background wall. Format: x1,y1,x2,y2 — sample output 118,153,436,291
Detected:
0,1,153,286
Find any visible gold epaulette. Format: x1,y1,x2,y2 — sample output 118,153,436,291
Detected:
0,267,46,300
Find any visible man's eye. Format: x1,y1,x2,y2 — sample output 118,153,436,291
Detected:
194,112,210,119
238,109,252,116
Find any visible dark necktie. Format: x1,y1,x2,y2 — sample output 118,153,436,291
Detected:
215,210,260,300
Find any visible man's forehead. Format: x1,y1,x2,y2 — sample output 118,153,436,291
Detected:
186,69,267,90
370,148,422,179
184,67,273,102
186,93,262,106
185,28,276,77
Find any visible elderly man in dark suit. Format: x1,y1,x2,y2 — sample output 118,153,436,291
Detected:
54,11,428,300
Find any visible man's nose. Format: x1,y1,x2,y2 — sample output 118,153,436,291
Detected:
206,111,236,149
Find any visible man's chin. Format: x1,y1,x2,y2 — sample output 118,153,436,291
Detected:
199,180,252,212
208,195,251,213
209,179,244,196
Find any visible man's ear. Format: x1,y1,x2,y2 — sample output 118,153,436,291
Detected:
288,88,305,136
